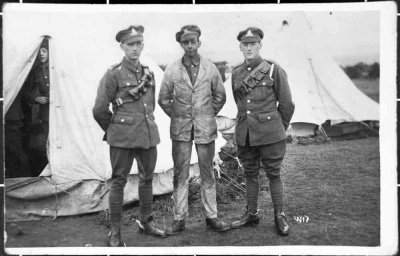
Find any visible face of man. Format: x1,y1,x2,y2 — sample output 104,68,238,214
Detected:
38,48,49,63
180,37,201,57
121,40,144,62
240,41,262,62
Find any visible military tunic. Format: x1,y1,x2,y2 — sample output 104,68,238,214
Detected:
231,55,295,147
93,57,160,149
25,62,50,121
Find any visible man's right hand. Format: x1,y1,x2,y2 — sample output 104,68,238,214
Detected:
35,96,49,104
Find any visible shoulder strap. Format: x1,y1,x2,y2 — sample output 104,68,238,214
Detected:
109,63,121,70
143,66,151,76
269,63,274,81
232,62,244,71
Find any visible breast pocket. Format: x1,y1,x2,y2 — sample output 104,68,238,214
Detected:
112,114,134,124
251,78,274,101
117,79,138,89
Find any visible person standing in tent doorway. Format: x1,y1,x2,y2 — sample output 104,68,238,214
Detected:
230,27,295,236
24,38,50,176
158,25,230,235
93,25,167,247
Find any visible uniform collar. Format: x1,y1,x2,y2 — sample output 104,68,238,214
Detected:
182,54,200,67
245,55,263,70
38,61,49,70
122,57,142,73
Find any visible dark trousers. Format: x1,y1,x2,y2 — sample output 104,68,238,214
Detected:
171,140,218,220
237,135,286,214
5,120,31,178
109,146,157,223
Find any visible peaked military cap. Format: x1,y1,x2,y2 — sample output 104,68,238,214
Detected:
40,39,49,50
116,25,144,44
237,27,264,43
175,25,201,43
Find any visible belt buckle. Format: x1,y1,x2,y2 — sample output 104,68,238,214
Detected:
115,98,123,106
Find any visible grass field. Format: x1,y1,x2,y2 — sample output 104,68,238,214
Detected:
5,78,381,250
5,136,380,249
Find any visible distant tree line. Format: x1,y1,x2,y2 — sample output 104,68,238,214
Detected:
342,62,379,79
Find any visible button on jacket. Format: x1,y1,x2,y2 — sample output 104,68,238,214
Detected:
232,55,295,147
93,57,160,149
158,55,226,144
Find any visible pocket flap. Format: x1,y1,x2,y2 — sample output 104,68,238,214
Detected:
112,114,134,124
259,78,273,87
251,70,265,81
119,79,138,88
258,111,278,122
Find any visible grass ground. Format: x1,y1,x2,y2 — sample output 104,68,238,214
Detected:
5,136,380,248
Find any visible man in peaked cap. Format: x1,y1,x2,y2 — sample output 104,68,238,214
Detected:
158,25,230,235
24,37,51,176
230,27,295,236
93,25,167,246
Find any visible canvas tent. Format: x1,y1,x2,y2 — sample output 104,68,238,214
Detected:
218,12,380,137
4,6,379,222
3,5,227,221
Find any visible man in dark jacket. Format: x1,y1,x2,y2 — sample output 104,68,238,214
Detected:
24,39,50,173
26,39,50,136
158,25,230,235
93,25,166,246
230,27,295,236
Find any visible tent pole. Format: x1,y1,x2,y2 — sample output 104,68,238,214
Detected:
319,125,331,142
288,125,298,144
360,121,379,134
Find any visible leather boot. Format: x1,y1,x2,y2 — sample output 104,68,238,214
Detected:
108,222,123,247
274,212,289,236
206,218,231,232
165,219,185,236
137,216,167,238
231,209,260,228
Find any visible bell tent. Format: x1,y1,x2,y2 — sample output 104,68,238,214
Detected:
218,12,380,137
3,5,226,221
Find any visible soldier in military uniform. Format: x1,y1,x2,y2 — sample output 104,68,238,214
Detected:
230,27,295,236
93,25,166,247
24,38,51,174
158,25,230,235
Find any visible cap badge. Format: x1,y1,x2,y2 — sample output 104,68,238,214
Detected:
245,30,255,37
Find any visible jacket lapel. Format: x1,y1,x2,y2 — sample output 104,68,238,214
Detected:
179,64,193,88
193,57,206,87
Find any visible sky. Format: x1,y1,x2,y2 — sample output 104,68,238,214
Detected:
4,4,380,68
130,10,380,67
